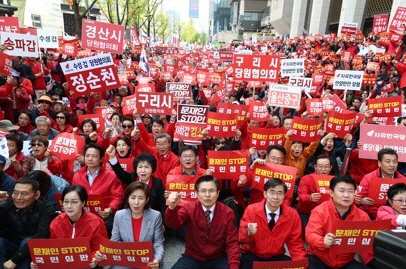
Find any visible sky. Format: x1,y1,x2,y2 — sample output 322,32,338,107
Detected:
161,0,210,34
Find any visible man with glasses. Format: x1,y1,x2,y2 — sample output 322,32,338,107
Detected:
0,177,56,269
167,145,206,177
239,178,306,269
166,175,240,269
358,148,406,219
297,154,332,230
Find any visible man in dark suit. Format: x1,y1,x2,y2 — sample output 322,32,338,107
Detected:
166,175,240,269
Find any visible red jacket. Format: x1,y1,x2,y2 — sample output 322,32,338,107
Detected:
305,199,370,268
239,201,306,260
167,164,206,178
5,152,25,180
17,124,36,135
358,168,406,218
165,200,240,269
396,62,406,89
297,173,322,215
348,149,378,184
24,59,48,90
72,166,124,211
50,211,108,256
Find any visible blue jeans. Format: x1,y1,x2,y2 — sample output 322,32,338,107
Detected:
240,253,291,269
308,255,368,269
0,237,31,269
171,254,229,269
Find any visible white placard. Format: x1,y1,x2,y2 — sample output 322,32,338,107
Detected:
0,32,39,57
333,70,364,91
288,77,313,93
281,58,304,77
37,29,59,48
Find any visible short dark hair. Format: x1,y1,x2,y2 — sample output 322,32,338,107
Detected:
134,153,157,173
195,175,220,191
80,119,97,132
15,177,40,193
387,183,406,204
329,175,357,191
62,185,88,203
19,109,32,121
110,112,122,122
179,145,198,157
56,111,70,123
282,116,293,125
315,154,331,165
6,133,23,152
266,144,286,156
378,148,398,162
30,135,49,147
114,136,131,148
152,118,164,128
264,178,287,193
27,170,51,197
123,181,151,209
84,143,105,158
122,117,134,125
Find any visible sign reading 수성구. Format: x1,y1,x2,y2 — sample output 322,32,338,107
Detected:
28,238,92,269
333,70,364,90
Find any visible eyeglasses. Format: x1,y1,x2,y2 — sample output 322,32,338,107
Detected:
38,100,51,105
12,191,31,197
122,124,133,129
63,200,80,206
316,165,331,170
47,54,54,56
392,199,406,205
56,116,65,119
198,189,217,194
181,155,195,159
215,141,226,145
267,190,285,197
31,143,44,147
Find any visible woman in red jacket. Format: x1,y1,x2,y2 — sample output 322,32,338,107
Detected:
5,133,25,180
30,184,108,269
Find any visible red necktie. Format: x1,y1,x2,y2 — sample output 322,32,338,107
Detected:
268,213,276,231
205,210,211,229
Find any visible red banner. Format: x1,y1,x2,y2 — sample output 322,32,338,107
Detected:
313,174,334,204
207,150,248,180
122,95,137,116
325,110,357,139
28,238,92,269
207,112,238,137
95,107,114,122
135,83,155,93
367,95,402,117
61,53,120,97
135,92,173,115
62,41,78,57
104,157,134,174
389,6,406,34
330,220,392,254
177,104,208,124
55,194,105,214
367,177,406,205
232,54,280,82
173,122,205,145
166,82,192,101
78,114,105,131
0,16,19,33
359,124,406,162
253,259,308,269
306,98,323,116
290,117,323,143
366,62,380,72
362,73,377,87
373,14,389,34
166,175,198,206
50,133,85,161
217,102,249,128
196,70,210,86
0,52,12,75
250,127,287,150
251,163,297,199
249,101,270,122
82,19,124,54
98,236,153,269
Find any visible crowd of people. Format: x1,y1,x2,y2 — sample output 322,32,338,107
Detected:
1,28,406,269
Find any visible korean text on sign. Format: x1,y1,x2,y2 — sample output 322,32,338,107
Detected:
207,150,248,180
82,19,125,54
0,32,39,57
136,92,173,115
333,70,364,91
268,84,302,109
232,54,280,82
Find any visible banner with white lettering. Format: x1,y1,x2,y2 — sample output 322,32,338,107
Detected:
166,82,192,101
177,104,209,124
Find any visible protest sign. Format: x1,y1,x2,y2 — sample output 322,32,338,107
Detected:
339,22,358,36
359,124,406,162
166,82,192,101
367,95,402,117
281,58,304,77
0,16,19,33
249,101,270,122
367,178,406,206
0,52,12,75
177,104,209,123
98,236,153,269
250,127,287,150
135,83,155,93
362,73,377,87
330,220,391,254
290,117,323,143
288,76,313,93
166,175,198,206
61,53,120,96
82,19,124,54
253,259,308,269
0,32,39,57
95,107,114,122
37,29,58,49
50,133,85,161
122,95,137,116
28,238,92,269
373,14,389,34
333,70,364,90
251,163,297,199
207,112,238,137
389,6,406,34
207,150,248,179
61,40,78,57
325,110,357,139
135,92,173,115
306,98,323,116
55,193,105,214
233,54,280,82
217,102,249,128
268,84,302,109
173,122,205,145
104,157,134,174
366,62,380,72
78,114,105,130
313,174,334,204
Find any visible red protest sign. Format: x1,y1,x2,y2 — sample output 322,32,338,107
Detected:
166,82,192,100
207,150,248,180
367,177,406,205
250,127,287,150
135,83,155,93
313,174,334,204
28,238,92,269
373,14,389,34
389,6,406,34
325,110,357,139
78,114,105,131
249,101,270,122
366,62,380,72
55,193,105,214
104,157,134,174
62,41,78,57
50,133,85,161
253,259,308,269
290,117,322,143
362,73,377,87
98,236,153,268
207,112,238,137
340,22,357,36
0,16,19,33
166,175,198,206
367,95,402,117
177,104,209,124
196,70,210,86
173,122,205,145
137,76,152,85
306,98,323,116
136,92,173,115
82,19,124,54
359,124,406,162
251,163,297,199
330,220,391,254
233,54,280,82
61,53,120,97
95,107,114,122
267,84,302,109
0,52,12,75
217,102,249,128
122,95,137,116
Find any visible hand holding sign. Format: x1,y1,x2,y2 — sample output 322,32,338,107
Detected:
324,233,336,248
168,192,181,209
248,223,258,236
310,193,322,202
